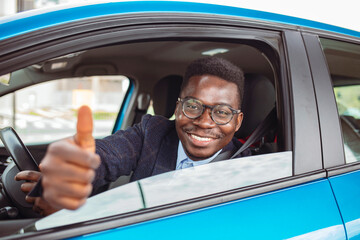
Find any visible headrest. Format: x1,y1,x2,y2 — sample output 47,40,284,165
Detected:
236,73,275,138
153,75,183,118
137,93,151,111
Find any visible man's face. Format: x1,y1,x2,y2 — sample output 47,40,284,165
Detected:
175,75,243,161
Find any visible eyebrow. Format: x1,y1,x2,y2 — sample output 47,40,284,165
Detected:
183,96,237,109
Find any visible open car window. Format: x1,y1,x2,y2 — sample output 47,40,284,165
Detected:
0,25,295,238
320,38,360,163
0,75,130,145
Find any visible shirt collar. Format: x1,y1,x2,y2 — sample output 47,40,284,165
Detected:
176,140,221,168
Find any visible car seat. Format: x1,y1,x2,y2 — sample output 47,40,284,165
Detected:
152,73,277,154
235,73,277,154
152,75,183,118
108,73,276,191
340,115,360,162
132,93,151,125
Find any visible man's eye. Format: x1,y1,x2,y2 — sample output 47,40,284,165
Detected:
214,108,231,118
216,110,230,115
186,104,199,110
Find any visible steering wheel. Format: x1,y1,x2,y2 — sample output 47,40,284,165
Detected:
0,127,41,218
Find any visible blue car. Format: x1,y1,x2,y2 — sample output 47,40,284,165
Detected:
0,1,359,239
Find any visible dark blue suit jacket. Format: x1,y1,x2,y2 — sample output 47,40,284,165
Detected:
93,114,250,192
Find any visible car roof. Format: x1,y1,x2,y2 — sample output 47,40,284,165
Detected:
0,1,359,41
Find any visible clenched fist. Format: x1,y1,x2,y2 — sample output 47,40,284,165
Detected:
40,105,100,210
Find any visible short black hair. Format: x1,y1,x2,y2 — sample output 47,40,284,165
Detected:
182,57,244,108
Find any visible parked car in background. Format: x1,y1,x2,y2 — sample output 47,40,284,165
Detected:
0,1,359,239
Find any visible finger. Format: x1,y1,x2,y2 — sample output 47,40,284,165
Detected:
42,177,93,199
43,184,90,210
46,195,87,211
74,105,95,153
15,170,41,182
25,195,36,204
41,161,96,184
20,182,37,193
45,140,100,169
33,204,43,216
34,197,59,216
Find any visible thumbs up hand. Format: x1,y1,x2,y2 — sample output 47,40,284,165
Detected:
75,105,96,153
40,105,101,210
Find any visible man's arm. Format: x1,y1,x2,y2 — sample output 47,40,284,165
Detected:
92,115,151,191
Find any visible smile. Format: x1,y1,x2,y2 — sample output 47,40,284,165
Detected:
189,133,216,142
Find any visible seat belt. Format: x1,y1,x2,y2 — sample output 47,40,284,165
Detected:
230,107,277,159
210,107,277,163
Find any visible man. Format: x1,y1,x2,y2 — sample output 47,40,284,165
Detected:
15,57,250,214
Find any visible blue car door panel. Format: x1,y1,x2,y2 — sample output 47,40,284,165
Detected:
70,179,346,240
329,169,360,239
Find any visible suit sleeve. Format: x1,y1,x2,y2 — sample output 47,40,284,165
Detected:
92,115,151,192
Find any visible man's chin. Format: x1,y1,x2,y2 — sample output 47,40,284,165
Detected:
186,149,216,161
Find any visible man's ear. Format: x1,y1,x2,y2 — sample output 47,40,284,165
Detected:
174,101,180,116
235,112,243,132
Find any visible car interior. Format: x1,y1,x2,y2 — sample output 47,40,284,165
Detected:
321,38,360,162
0,39,281,236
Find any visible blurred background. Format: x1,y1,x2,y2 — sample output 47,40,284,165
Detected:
1,0,48,16
0,0,131,144
0,0,80,16
0,0,79,17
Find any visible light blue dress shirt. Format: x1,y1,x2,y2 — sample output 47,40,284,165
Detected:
176,141,221,170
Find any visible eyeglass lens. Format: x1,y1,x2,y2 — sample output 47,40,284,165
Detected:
182,98,234,124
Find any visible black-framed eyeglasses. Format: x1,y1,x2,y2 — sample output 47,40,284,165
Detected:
178,97,241,125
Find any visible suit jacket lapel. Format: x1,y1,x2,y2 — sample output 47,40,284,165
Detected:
151,124,179,176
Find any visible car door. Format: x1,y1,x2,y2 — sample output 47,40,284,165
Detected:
304,33,360,239
0,3,350,239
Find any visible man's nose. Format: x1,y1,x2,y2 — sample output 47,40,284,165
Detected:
192,108,216,128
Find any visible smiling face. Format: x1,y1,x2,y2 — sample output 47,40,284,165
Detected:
175,75,243,161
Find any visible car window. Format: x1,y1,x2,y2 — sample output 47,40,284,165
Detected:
26,37,292,230
320,38,360,163
26,151,292,232
0,76,130,144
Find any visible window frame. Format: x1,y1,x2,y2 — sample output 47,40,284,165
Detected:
303,31,360,175
283,30,323,174
303,33,346,169
0,12,327,239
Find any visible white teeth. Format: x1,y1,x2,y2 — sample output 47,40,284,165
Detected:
191,134,212,142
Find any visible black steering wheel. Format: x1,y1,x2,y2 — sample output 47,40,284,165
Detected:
0,127,41,218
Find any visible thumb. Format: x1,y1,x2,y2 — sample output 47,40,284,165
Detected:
74,105,95,153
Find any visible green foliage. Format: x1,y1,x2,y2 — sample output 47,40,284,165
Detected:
92,111,117,120
334,85,360,118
